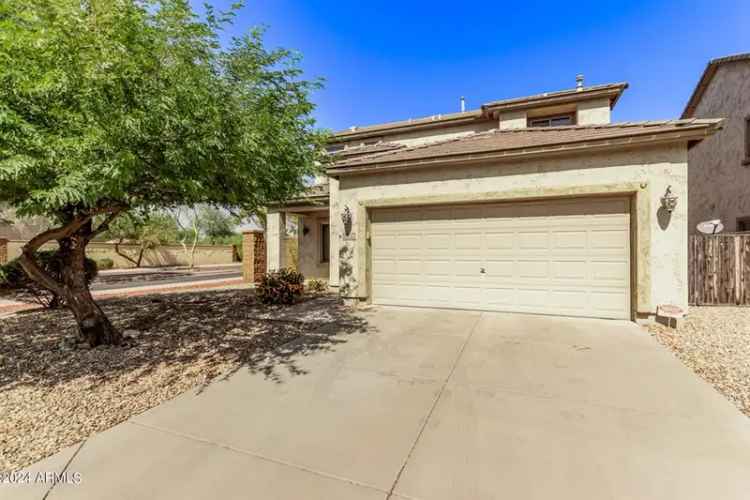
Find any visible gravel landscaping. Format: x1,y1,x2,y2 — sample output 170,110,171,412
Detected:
649,306,750,417
0,289,368,472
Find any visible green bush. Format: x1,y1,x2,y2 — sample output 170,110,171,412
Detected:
306,279,327,293
256,268,305,305
96,257,115,270
0,250,99,308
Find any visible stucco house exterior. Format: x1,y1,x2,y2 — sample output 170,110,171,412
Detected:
268,79,722,321
682,53,750,233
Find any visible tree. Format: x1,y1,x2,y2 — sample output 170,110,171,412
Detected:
0,0,327,346
173,206,202,270
173,205,238,268
99,211,178,267
198,206,237,244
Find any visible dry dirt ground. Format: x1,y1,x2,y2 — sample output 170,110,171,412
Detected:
0,290,368,472
649,306,750,418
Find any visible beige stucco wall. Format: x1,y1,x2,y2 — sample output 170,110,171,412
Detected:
332,144,690,317
296,212,330,279
577,97,611,125
688,61,750,233
266,212,286,271
6,241,236,268
499,111,527,130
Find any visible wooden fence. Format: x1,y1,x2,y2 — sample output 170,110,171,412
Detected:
689,234,750,305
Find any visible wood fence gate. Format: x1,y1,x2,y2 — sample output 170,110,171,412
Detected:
689,234,750,305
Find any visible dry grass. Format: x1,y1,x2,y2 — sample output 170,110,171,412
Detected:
0,290,368,472
649,306,750,417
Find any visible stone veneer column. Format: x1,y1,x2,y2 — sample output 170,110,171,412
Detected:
265,212,286,272
241,230,265,283
0,239,7,264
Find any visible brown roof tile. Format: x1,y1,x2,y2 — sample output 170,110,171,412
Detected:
331,142,405,158
330,119,723,174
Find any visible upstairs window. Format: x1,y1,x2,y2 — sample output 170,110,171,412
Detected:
744,116,750,165
738,217,750,232
528,114,575,128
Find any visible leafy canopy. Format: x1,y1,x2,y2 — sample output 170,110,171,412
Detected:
99,211,179,245
0,0,327,222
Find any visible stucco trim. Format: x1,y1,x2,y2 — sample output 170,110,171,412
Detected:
352,182,652,319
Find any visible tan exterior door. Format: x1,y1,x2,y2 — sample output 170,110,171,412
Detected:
370,197,631,319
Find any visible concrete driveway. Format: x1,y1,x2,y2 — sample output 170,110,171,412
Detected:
7,308,750,499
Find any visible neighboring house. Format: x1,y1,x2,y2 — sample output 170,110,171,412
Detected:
682,53,750,233
269,79,722,321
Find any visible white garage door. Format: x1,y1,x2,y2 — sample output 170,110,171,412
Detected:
370,197,631,319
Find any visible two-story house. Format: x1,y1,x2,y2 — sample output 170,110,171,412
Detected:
682,53,750,233
268,79,721,322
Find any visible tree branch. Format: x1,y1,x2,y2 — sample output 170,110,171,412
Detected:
88,208,125,241
18,216,94,297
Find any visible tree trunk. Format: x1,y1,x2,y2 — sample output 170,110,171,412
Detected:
114,238,139,268
136,242,146,268
18,210,125,347
58,238,122,347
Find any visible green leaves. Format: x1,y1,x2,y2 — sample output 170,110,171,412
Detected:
0,0,328,221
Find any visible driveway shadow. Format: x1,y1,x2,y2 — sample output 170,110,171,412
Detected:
0,290,373,392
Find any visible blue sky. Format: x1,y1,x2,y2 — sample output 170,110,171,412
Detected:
197,0,748,132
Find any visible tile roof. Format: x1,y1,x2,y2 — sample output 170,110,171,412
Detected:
331,83,629,142
332,110,483,142
331,142,405,158
330,119,723,174
482,83,628,111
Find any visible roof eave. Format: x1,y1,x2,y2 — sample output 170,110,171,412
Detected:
481,84,629,117
327,123,723,176
331,112,484,143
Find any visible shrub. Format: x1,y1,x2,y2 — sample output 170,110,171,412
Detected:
96,257,115,270
306,279,327,293
0,250,99,308
256,268,305,305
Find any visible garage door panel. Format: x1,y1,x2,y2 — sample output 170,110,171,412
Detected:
455,232,482,250
548,290,590,313
484,260,515,278
424,233,451,250
589,229,628,250
371,197,630,319
551,260,588,281
591,261,629,283
590,290,630,316
485,232,515,250
553,231,587,249
518,231,549,250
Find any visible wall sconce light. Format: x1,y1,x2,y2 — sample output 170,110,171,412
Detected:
302,225,310,236
661,185,678,213
342,206,353,237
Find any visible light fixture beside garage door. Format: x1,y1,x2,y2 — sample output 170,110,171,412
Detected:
660,185,678,213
